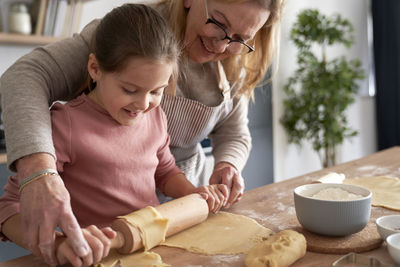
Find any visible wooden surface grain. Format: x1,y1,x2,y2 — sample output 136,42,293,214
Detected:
1,147,400,267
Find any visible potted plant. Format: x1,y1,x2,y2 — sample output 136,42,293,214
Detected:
280,9,365,168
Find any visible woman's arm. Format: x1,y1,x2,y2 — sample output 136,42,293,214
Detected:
0,20,98,171
0,20,100,265
208,96,251,206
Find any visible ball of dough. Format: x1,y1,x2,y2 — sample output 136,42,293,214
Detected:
245,230,306,267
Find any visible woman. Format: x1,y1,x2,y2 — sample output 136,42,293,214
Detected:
0,0,284,265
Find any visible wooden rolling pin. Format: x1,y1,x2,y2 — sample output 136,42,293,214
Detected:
110,193,209,254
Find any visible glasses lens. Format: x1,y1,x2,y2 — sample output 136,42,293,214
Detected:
206,22,226,40
205,21,254,55
227,42,251,55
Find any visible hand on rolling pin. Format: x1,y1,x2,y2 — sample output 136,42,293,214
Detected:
192,184,229,213
209,162,245,208
56,226,116,267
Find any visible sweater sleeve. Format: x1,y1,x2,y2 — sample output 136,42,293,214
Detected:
50,103,72,173
209,96,252,172
0,20,99,171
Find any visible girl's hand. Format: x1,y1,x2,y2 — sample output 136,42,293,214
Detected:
56,226,116,267
194,184,229,213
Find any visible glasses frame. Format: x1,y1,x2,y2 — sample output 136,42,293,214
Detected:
203,0,254,54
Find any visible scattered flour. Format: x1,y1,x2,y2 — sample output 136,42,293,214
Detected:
311,187,364,201
209,255,241,266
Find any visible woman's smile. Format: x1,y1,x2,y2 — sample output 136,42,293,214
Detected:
200,37,215,55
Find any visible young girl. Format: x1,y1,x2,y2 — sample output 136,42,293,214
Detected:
0,4,228,266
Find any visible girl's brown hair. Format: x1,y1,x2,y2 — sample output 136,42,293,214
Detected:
160,0,285,98
81,4,180,94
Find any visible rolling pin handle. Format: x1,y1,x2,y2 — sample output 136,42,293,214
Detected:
111,218,143,254
110,231,125,250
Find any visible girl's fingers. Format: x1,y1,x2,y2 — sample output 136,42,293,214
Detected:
101,227,117,240
212,185,226,212
209,186,222,213
57,241,83,267
217,184,230,207
91,226,113,259
68,229,93,267
203,187,216,212
83,226,108,264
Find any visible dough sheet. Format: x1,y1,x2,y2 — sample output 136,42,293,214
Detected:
161,211,274,255
343,176,400,211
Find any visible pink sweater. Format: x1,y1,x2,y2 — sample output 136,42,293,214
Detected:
0,94,181,230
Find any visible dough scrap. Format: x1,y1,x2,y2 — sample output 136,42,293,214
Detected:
118,206,169,250
245,230,306,267
95,250,168,267
161,211,273,255
343,176,400,211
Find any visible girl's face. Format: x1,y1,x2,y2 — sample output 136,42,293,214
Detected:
88,55,173,126
183,0,270,63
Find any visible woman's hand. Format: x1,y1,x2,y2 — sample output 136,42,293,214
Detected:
209,162,245,208
57,226,116,267
193,184,229,213
16,153,90,265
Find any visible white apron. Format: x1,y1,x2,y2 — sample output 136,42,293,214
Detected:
161,93,233,187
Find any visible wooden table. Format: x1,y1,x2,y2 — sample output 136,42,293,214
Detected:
2,147,400,266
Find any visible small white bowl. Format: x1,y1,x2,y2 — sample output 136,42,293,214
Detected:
376,215,400,240
387,233,400,264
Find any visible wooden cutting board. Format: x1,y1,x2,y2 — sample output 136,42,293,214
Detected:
291,219,383,254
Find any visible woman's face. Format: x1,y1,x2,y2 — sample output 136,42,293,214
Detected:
183,0,270,63
88,55,173,126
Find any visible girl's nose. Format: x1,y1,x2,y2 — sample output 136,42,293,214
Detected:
134,95,150,111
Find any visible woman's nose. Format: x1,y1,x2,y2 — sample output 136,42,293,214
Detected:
210,38,229,54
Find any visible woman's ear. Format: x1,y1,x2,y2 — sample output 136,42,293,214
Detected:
88,53,101,82
183,0,194,9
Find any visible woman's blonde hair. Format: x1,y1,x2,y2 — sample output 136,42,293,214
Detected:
159,0,285,98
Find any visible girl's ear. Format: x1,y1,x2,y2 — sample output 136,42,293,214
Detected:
88,53,101,82
183,0,194,9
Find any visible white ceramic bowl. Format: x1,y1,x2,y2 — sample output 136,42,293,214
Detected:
376,215,400,240
294,183,372,236
387,233,400,264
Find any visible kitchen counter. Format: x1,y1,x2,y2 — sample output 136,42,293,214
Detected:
1,146,399,266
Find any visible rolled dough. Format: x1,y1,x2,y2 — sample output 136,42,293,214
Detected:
245,230,306,267
161,211,274,255
118,206,169,250
343,176,400,211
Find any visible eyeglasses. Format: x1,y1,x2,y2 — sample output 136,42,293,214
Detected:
203,0,254,55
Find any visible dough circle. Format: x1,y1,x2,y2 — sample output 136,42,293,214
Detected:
161,211,274,255
343,176,400,211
